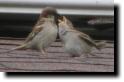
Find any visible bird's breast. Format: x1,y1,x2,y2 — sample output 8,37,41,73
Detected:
61,32,92,53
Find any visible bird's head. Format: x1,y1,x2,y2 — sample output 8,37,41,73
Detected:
41,7,57,17
58,16,71,29
40,7,60,26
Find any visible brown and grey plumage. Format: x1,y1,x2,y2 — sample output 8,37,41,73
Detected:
58,16,74,29
58,16,106,57
24,7,59,43
0,7,59,55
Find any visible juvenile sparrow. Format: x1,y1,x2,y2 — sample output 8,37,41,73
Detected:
58,16,106,57
0,7,59,55
59,16,74,29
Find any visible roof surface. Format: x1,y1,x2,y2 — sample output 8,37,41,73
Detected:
0,37,114,72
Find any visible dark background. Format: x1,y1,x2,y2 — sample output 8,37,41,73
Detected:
0,11,114,40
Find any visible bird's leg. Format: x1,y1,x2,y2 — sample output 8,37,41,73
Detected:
41,48,47,55
74,54,87,62
41,49,46,55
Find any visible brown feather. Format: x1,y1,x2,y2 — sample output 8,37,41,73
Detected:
66,29,100,49
24,20,44,43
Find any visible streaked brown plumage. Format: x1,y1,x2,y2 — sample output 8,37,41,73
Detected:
24,7,59,43
58,16,106,57
0,7,59,55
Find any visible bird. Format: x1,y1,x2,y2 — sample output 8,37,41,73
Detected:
58,16,106,58
0,7,59,55
58,16,74,29
24,7,59,43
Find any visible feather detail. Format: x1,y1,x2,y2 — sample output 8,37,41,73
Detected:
65,29,100,50
24,26,43,43
96,41,106,50
0,44,27,54
63,16,74,28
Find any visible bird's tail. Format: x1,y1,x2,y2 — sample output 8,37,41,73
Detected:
0,44,27,54
96,41,106,50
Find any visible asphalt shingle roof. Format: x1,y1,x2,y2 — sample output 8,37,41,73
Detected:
0,37,114,72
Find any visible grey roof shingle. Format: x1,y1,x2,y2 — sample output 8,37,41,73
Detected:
0,38,114,72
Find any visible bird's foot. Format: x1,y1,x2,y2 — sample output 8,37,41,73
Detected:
88,53,99,57
87,53,98,57
73,55,88,62
41,49,47,56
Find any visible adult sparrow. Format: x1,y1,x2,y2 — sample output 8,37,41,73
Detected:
0,7,59,55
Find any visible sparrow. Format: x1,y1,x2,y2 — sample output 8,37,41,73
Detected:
58,16,74,29
24,7,59,43
0,7,59,55
58,16,106,57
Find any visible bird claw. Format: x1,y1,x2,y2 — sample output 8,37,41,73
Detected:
88,53,99,57
41,49,47,55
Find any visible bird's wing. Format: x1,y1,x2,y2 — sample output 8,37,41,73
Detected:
68,29,99,49
78,31,100,49
24,26,43,43
24,18,45,43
